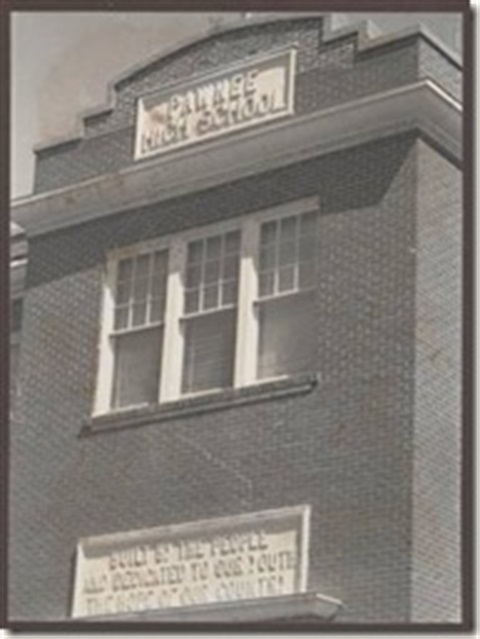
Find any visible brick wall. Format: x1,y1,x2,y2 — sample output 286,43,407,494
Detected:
32,17,460,194
418,38,462,100
410,141,462,622
10,132,424,622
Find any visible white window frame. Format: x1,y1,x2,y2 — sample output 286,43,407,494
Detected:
93,196,319,416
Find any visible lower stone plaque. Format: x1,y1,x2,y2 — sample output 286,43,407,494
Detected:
71,505,311,618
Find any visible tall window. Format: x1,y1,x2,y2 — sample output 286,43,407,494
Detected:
111,250,168,409
182,231,241,394
257,211,317,379
95,198,318,415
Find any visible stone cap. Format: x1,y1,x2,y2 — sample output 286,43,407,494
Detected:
83,591,342,623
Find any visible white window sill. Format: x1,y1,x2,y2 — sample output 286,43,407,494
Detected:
82,372,320,436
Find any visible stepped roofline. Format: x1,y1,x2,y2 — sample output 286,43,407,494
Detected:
30,13,462,157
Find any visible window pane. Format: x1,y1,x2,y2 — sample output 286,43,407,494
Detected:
205,260,221,284
279,241,296,266
206,236,221,260
221,281,238,306
259,271,275,298
259,211,317,298
150,298,165,323
132,301,147,326
280,216,296,242
116,280,131,305
135,254,150,279
222,255,239,280
186,265,202,288
182,310,236,394
186,232,240,314
111,327,162,409
152,276,167,300
133,276,149,302
185,289,200,314
204,284,219,310
259,245,276,272
278,266,295,292
257,294,316,379
114,305,129,330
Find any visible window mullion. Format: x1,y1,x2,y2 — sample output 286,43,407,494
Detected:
93,261,117,415
273,221,280,295
199,239,206,311
234,217,260,388
159,237,186,403
294,215,300,291
128,256,136,329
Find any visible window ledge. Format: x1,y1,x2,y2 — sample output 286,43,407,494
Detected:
82,372,319,436
82,591,342,624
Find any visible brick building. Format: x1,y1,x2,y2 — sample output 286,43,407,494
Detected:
9,14,464,625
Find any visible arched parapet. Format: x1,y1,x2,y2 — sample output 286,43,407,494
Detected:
32,14,462,194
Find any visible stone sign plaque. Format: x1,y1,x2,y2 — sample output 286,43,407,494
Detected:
134,48,296,161
71,505,310,618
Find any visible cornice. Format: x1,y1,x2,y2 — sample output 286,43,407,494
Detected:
31,14,461,155
12,80,462,238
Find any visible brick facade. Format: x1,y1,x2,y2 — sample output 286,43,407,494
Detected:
9,16,463,625
411,141,462,622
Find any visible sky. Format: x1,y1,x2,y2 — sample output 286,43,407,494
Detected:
10,11,463,200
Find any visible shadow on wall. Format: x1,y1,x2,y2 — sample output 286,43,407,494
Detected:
27,132,417,288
